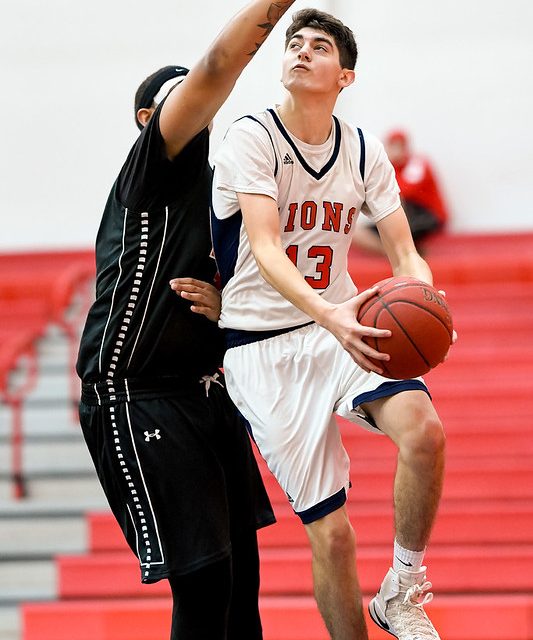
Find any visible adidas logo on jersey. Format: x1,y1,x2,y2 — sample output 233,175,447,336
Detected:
283,153,294,165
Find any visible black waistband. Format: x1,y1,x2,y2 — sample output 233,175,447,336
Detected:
81,372,222,406
224,321,314,349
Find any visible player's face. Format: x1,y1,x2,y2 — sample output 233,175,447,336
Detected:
282,27,352,95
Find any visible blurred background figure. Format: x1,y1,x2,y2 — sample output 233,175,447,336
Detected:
353,129,449,255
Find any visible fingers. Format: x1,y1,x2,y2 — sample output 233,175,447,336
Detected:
353,340,389,374
344,336,387,373
352,289,391,341
437,289,458,352
170,278,215,301
330,291,392,373
352,352,384,375
169,277,212,293
355,285,379,305
169,277,221,322
358,323,392,341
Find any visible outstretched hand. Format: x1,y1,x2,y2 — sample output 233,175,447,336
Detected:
169,277,221,322
322,287,392,374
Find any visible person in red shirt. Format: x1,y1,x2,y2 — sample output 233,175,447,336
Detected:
353,129,449,255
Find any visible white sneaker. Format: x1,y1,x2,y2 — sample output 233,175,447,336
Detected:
368,567,440,639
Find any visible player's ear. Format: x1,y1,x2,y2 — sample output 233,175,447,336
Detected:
338,68,355,90
136,107,155,128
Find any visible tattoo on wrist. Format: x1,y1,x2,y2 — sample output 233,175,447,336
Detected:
248,0,293,57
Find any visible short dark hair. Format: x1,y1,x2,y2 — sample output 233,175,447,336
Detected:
133,65,189,130
285,8,358,70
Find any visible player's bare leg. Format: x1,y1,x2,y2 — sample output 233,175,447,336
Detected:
363,390,445,639
367,391,445,549
305,506,369,640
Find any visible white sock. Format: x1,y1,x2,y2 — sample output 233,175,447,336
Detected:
393,539,426,573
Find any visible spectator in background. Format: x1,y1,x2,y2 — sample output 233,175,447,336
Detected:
353,128,449,255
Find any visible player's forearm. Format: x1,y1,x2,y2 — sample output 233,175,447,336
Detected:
200,0,295,79
391,250,434,286
379,208,434,285
253,243,335,326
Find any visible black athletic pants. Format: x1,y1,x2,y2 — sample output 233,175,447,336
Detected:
169,527,262,639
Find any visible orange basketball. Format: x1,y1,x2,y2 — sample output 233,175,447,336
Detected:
357,276,454,379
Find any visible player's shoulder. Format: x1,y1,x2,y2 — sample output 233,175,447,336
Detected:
225,108,273,138
218,109,277,160
214,109,277,167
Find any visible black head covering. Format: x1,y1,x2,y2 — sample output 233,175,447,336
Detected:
134,65,189,130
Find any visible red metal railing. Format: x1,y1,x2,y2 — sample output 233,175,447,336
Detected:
0,251,95,499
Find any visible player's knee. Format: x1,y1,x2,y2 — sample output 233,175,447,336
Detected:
306,510,355,562
399,411,445,462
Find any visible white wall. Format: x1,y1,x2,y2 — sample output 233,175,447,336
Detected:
334,0,533,234
1,0,532,251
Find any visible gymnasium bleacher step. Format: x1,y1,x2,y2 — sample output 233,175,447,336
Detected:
88,499,533,552
0,438,96,475
22,593,533,640
0,561,55,601
338,421,532,458
56,544,533,598
0,474,106,504
0,498,113,518
0,516,88,558
257,459,533,504
0,404,78,439
0,606,19,640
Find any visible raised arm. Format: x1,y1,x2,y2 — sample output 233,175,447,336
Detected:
161,0,295,158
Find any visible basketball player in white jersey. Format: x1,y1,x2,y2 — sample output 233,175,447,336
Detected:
212,9,450,640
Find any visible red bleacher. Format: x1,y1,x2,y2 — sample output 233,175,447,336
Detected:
88,499,533,552
0,250,95,389
13,232,533,639
22,595,533,640
56,543,533,599
0,250,95,497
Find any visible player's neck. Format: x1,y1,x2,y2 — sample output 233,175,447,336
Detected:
277,96,335,145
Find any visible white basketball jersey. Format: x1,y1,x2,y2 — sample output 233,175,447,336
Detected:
211,107,400,331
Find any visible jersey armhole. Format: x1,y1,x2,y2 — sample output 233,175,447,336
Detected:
238,115,279,178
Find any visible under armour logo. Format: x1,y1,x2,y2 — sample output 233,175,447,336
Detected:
283,153,294,165
144,429,161,441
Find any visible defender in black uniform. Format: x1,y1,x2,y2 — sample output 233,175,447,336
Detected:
76,1,295,637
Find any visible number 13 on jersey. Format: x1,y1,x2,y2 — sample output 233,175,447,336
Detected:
286,244,333,289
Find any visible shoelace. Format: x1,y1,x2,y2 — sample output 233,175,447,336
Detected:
403,580,434,607
390,580,439,638
199,372,224,397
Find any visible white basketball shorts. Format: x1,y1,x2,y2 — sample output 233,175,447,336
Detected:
223,322,428,524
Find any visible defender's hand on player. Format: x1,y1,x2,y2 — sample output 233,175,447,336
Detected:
324,287,391,374
169,278,221,322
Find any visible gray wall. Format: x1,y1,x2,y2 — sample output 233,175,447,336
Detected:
2,0,532,250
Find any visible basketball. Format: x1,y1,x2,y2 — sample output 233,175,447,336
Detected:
357,276,454,379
